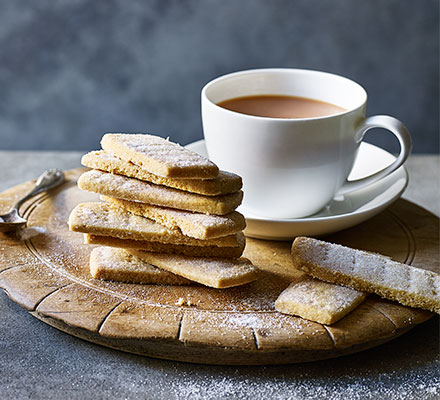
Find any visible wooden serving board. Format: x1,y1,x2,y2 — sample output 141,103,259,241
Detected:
0,169,438,365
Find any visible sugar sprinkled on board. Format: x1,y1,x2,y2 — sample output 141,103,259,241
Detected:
16,226,46,241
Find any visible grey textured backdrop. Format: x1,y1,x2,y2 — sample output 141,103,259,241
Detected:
0,0,438,153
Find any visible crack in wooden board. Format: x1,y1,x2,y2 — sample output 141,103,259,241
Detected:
36,283,122,332
179,310,257,350
99,302,184,340
325,298,399,349
0,262,71,311
252,312,334,351
366,295,433,330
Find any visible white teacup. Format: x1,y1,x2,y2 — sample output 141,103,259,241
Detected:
201,68,411,219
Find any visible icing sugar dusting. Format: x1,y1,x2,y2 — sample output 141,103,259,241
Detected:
113,363,440,400
166,375,440,400
101,133,218,177
17,226,46,240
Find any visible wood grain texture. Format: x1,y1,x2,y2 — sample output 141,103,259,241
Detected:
99,302,183,340
0,168,438,365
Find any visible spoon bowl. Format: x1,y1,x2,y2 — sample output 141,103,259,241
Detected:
0,169,65,233
0,209,28,232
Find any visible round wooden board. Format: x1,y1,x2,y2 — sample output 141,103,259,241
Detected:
0,169,438,365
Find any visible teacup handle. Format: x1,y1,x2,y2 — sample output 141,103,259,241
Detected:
337,115,412,196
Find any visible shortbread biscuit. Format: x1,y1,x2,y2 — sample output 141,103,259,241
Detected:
101,133,219,179
82,151,242,196
102,196,246,240
78,170,243,215
90,247,192,285
84,234,245,258
69,202,243,247
128,250,258,289
275,276,367,325
291,237,440,314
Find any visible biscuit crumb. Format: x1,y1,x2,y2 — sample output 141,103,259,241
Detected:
176,298,185,306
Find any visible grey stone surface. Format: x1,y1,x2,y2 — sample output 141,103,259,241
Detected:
404,155,440,216
0,152,439,399
0,151,82,190
0,0,438,153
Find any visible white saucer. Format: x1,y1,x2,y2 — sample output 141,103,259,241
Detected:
186,140,408,240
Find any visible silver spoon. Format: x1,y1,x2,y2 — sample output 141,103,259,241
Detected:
0,169,65,233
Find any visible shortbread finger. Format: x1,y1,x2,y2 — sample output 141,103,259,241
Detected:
101,133,219,179
291,237,440,314
128,250,258,289
82,151,242,196
275,276,367,325
84,234,245,258
102,196,246,240
78,170,243,215
90,247,192,285
69,202,243,247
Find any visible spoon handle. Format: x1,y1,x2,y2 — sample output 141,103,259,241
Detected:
13,169,65,211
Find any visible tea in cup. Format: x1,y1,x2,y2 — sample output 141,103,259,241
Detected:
201,68,411,219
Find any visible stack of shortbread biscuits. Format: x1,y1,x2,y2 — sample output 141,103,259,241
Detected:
68,133,258,289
